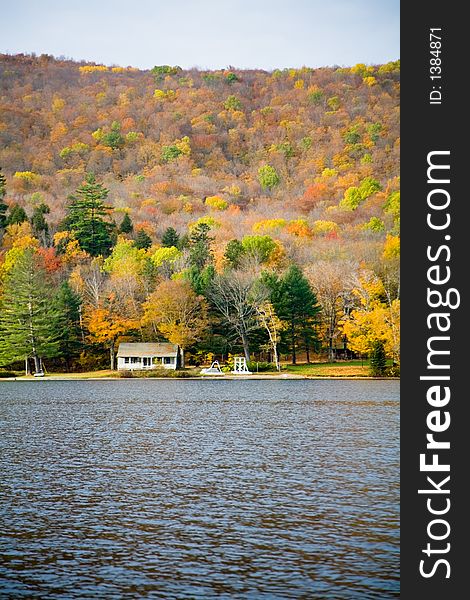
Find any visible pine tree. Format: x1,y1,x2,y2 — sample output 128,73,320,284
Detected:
269,264,321,364
0,249,62,373
65,173,113,256
7,203,27,226
54,281,83,370
0,167,8,230
189,222,213,270
134,228,152,250
161,226,180,248
119,212,133,234
370,340,387,376
31,202,50,244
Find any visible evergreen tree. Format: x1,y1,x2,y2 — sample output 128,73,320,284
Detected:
224,239,245,269
119,212,133,234
187,264,216,296
161,226,180,248
189,222,213,270
31,202,50,244
0,167,7,230
7,203,27,226
65,173,113,256
267,264,321,364
370,340,387,376
54,281,83,370
134,228,152,250
0,249,62,373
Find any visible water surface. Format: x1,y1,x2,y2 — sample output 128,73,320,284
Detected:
0,380,399,598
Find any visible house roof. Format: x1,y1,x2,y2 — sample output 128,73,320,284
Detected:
117,342,179,357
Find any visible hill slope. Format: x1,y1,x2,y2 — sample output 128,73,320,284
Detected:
0,54,399,263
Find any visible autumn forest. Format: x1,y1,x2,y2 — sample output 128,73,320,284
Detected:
0,53,400,375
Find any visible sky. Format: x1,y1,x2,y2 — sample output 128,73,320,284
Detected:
1,0,399,70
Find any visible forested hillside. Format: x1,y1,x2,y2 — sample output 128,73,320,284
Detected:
0,54,400,372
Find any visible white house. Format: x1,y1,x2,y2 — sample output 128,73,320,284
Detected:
117,342,179,371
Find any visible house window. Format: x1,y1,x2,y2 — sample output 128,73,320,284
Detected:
143,357,151,367
131,357,140,364
163,356,173,364
124,357,130,364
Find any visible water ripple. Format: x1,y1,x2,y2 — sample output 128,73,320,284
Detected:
0,380,399,598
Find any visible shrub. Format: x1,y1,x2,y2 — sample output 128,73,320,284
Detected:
118,369,133,378
0,370,17,378
386,363,400,377
119,368,195,378
246,361,277,372
370,341,387,376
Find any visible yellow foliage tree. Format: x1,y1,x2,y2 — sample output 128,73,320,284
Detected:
1,222,38,253
253,218,286,233
85,306,137,370
205,196,228,210
363,76,377,87
383,234,400,260
153,89,176,101
255,301,286,370
312,220,339,235
142,279,208,367
175,135,191,155
341,299,400,364
79,65,108,73
13,171,41,191
51,96,65,113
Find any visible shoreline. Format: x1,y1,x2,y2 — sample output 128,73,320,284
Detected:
1,374,399,381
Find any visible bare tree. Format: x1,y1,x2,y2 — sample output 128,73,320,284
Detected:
306,260,357,361
209,269,269,362
71,258,107,309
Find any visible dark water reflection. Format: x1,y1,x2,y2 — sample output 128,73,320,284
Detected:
0,380,399,598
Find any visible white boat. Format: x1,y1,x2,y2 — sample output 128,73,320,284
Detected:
200,360,224,375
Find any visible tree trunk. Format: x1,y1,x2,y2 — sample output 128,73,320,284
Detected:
241,332,250,363
25,357,30,376
273,343,280,371
179,348,185,369
110,344,115,370
291,320,296,365
33,354,41,374
78,305,85,344
328,337,334,362
305,335,310,363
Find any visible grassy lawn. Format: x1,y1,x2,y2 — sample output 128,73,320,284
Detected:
284,360,372,377
18,370,116,379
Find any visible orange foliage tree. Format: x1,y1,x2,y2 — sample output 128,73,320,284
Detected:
85,305,137,370
142,279,208,367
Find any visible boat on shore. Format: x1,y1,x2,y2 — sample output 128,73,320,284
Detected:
200,360,224,376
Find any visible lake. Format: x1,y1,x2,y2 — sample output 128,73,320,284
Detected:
0,379,399,598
